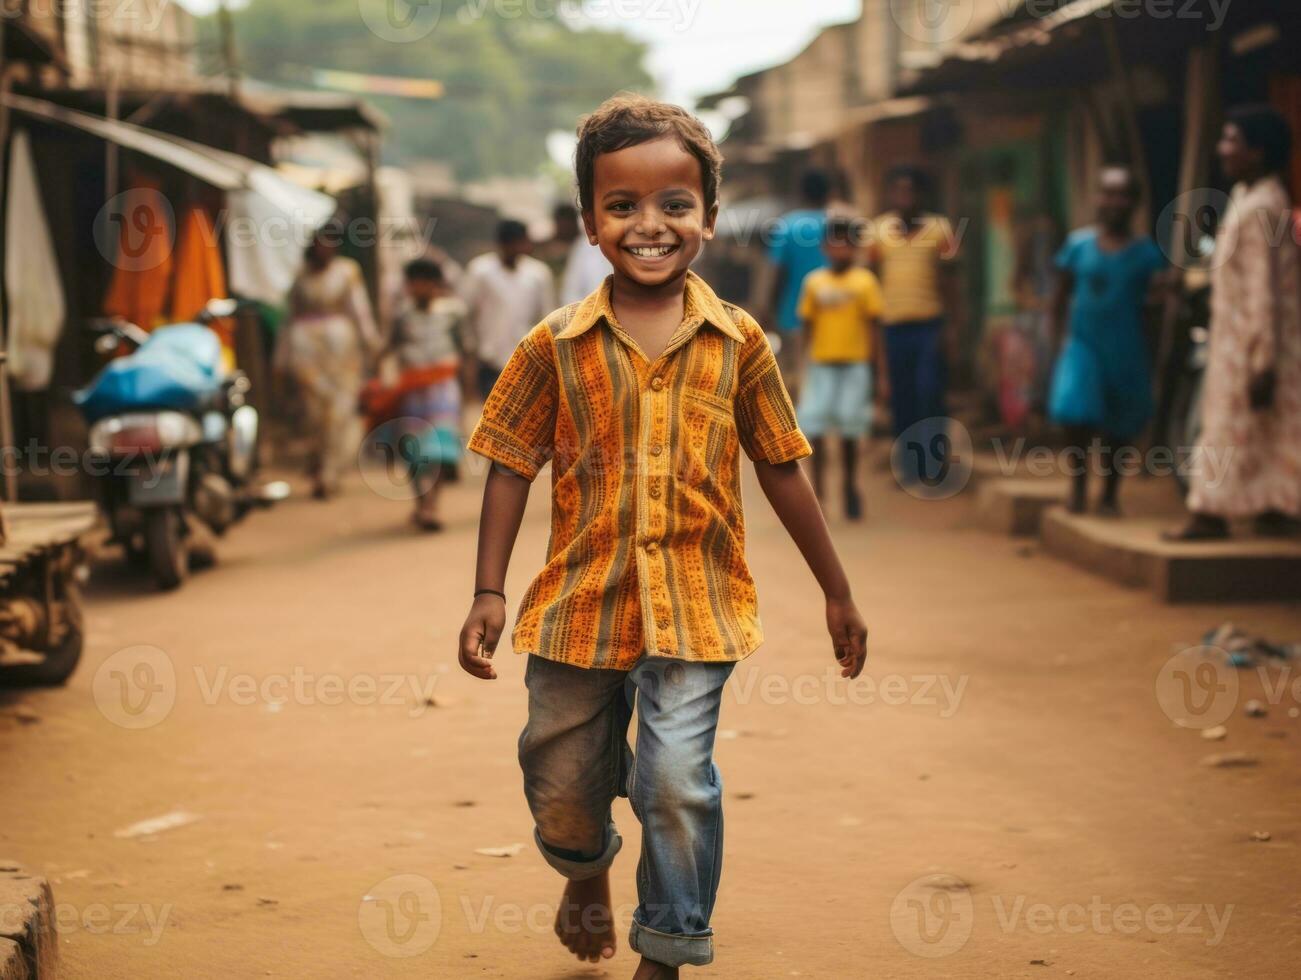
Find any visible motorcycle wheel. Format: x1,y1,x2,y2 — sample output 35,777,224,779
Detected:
0,587,85,687
145,508,189,591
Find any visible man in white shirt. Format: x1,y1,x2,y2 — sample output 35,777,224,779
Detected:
561,234,611,306
460,220,556,399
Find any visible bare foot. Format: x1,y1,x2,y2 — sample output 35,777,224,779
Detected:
554,871,616,963
631,956,679,979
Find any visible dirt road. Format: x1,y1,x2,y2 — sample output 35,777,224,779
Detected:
2,458,1299,978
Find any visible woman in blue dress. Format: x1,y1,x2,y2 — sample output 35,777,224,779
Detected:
1049,166,1166,515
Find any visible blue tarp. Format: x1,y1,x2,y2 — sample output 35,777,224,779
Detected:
75,324,225,423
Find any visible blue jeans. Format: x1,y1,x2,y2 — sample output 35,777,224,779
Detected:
519,655,735,968
884,318,948,482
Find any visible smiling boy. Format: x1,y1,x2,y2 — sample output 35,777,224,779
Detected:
457,94,868,979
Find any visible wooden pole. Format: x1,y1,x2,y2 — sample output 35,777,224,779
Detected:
1101,17,1149,197
218,0,240,99
0,39,18,509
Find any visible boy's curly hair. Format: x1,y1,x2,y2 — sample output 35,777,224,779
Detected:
575,93,723,214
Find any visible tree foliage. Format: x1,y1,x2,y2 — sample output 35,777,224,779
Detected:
201,0,654,177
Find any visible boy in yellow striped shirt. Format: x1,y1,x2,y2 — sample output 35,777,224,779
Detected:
458,95,868,979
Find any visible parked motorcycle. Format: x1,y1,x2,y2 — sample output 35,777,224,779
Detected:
76,300,288,590
1160,234,1215,494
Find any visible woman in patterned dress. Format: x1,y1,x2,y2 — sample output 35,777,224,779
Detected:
279,223,381,499
1168,106,1301,540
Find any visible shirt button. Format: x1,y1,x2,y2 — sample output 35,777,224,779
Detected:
645,541,658,553
650,376,665,391
650,444,664,456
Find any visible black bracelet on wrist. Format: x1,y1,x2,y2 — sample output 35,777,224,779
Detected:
475,588,506,601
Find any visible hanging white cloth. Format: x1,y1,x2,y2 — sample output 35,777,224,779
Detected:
224,169,336,306
4,129,66,390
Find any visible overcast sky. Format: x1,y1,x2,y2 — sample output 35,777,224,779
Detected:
179,0,862,107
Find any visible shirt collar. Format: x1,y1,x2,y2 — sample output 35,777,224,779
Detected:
556,271,744,343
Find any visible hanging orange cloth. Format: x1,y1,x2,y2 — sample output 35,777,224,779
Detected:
101,177,174,330
170,206,226,320
170,205,236,369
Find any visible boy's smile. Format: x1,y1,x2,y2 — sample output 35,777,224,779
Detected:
585,136,717,291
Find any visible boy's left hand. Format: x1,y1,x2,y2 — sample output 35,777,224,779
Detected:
826,596,868,678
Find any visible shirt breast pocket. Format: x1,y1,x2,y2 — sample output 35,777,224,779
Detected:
681,388,736,476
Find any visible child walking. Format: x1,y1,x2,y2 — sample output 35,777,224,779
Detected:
1048,166,1166,515
796,216,884,519
457,95,868,979
387,258,466,530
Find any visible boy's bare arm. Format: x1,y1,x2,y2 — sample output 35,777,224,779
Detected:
753,459,868,678
458,465,532,680
871,317,888,407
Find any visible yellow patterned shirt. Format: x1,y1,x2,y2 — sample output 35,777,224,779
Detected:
467,272,811,670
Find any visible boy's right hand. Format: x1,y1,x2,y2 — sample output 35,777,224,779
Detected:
458,595,506,680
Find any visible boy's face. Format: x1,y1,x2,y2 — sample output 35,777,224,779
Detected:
406,276,441,307
584,136,717,290
825,239,857,270
499,237,533,265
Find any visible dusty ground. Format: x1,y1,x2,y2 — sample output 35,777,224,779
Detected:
2,452,1299,979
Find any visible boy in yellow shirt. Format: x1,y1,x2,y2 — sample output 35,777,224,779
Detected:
797,216,884,519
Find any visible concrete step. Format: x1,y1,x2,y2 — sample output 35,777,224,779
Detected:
1041,509,1301,602
0,863,56,979
975,477,1069,537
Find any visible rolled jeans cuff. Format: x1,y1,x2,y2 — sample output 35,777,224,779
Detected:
629,919,714,968
533,825,622,881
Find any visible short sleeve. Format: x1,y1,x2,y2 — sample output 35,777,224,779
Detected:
1054,233,1082,273
796,273,817,322
734,320,812,464
466,322,558,480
